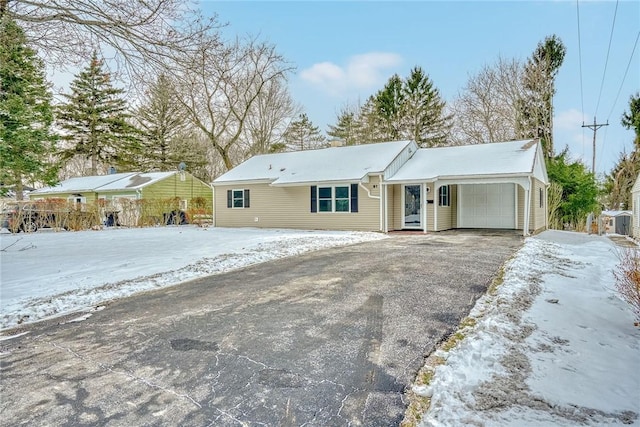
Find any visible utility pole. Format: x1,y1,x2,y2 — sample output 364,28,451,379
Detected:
582,116,608,175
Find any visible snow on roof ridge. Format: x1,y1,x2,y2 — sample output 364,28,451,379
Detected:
31,171,179,194
214,140,414,184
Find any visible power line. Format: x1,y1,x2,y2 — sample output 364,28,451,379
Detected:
595,0,619,116
606,30,640,122
576,0,585,120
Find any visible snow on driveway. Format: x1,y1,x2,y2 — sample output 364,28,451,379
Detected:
417,230,640,426
0,226,385,330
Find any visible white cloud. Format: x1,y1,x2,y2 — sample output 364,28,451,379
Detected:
554,108,586,131
300,52,402,96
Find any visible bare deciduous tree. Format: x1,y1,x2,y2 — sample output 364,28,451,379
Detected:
173,36,293,172
242,78,298,156
450,57,524,145
1,0,220,79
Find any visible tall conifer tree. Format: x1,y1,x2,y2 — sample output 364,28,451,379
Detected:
327,107,359,146
401,66,451,147
0,16,58,199
57,51,141,175
283,113,325,151
135,74,190,171
517,35,566,158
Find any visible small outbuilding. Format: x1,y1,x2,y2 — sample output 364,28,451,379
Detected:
600,210,632,236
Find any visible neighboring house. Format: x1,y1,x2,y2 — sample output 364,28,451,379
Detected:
632,174,640,239
600,210,632,235
30,171,213,226
212,139,548,236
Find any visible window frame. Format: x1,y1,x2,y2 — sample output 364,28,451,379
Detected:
438,185,450,207
316,185,351,213
228,189,250,209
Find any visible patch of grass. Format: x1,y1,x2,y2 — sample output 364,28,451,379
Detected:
460,316,477,328
442,331,465,352
487,266,506,296
420,370,434,385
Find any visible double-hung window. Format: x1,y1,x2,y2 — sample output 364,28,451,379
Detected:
311,184,358,213
438,185,450,207
227,189,250,208
318,187,333,212
334,186,350,212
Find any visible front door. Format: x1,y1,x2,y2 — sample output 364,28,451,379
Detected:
403,185,421,228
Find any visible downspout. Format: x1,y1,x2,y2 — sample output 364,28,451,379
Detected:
359,179,382,232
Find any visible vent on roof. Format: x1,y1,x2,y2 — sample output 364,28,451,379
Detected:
280,167,286,172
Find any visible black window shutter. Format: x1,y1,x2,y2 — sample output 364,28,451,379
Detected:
227,190,232,208
350,184,358,213
310,186,317,213
244,189,250,208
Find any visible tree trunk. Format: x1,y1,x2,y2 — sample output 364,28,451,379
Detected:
15,179,24,201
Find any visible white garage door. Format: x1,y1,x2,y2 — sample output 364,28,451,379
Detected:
459,183,516,229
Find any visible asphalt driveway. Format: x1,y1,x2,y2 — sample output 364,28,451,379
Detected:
0,231,522,426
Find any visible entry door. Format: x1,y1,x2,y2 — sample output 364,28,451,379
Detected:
403,185,422,228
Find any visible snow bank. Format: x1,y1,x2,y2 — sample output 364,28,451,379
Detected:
420,230,640,426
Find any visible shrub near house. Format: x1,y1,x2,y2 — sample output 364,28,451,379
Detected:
0,199,98,232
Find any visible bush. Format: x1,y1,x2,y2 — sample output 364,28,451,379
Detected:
613,248,640,324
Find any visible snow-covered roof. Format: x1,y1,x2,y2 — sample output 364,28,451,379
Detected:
30,171,179,195
213,140,414,186
600,210,632,217
386,139,545,183
97,172,176,191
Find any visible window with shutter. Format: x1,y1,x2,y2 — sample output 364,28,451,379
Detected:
311,185,357,213
310,186,317,212
228,189,250,208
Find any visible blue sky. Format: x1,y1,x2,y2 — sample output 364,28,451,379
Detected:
202,0,639,176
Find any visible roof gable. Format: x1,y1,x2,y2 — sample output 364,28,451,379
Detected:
213,140,415,186
386,139,547,183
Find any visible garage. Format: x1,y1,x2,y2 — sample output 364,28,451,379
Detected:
458,183,516,229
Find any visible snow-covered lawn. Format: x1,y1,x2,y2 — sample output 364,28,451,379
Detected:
0,226,386,330
416,230,640,426
2,227,638,424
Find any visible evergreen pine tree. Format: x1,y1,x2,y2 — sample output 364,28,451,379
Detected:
327,107,359,146
517,35,566,158
135,74,190,171
401,66,452,147
57,51,141,175
374,74,404,141
0,16,58,199
354,96,386,143
283,113,326,151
